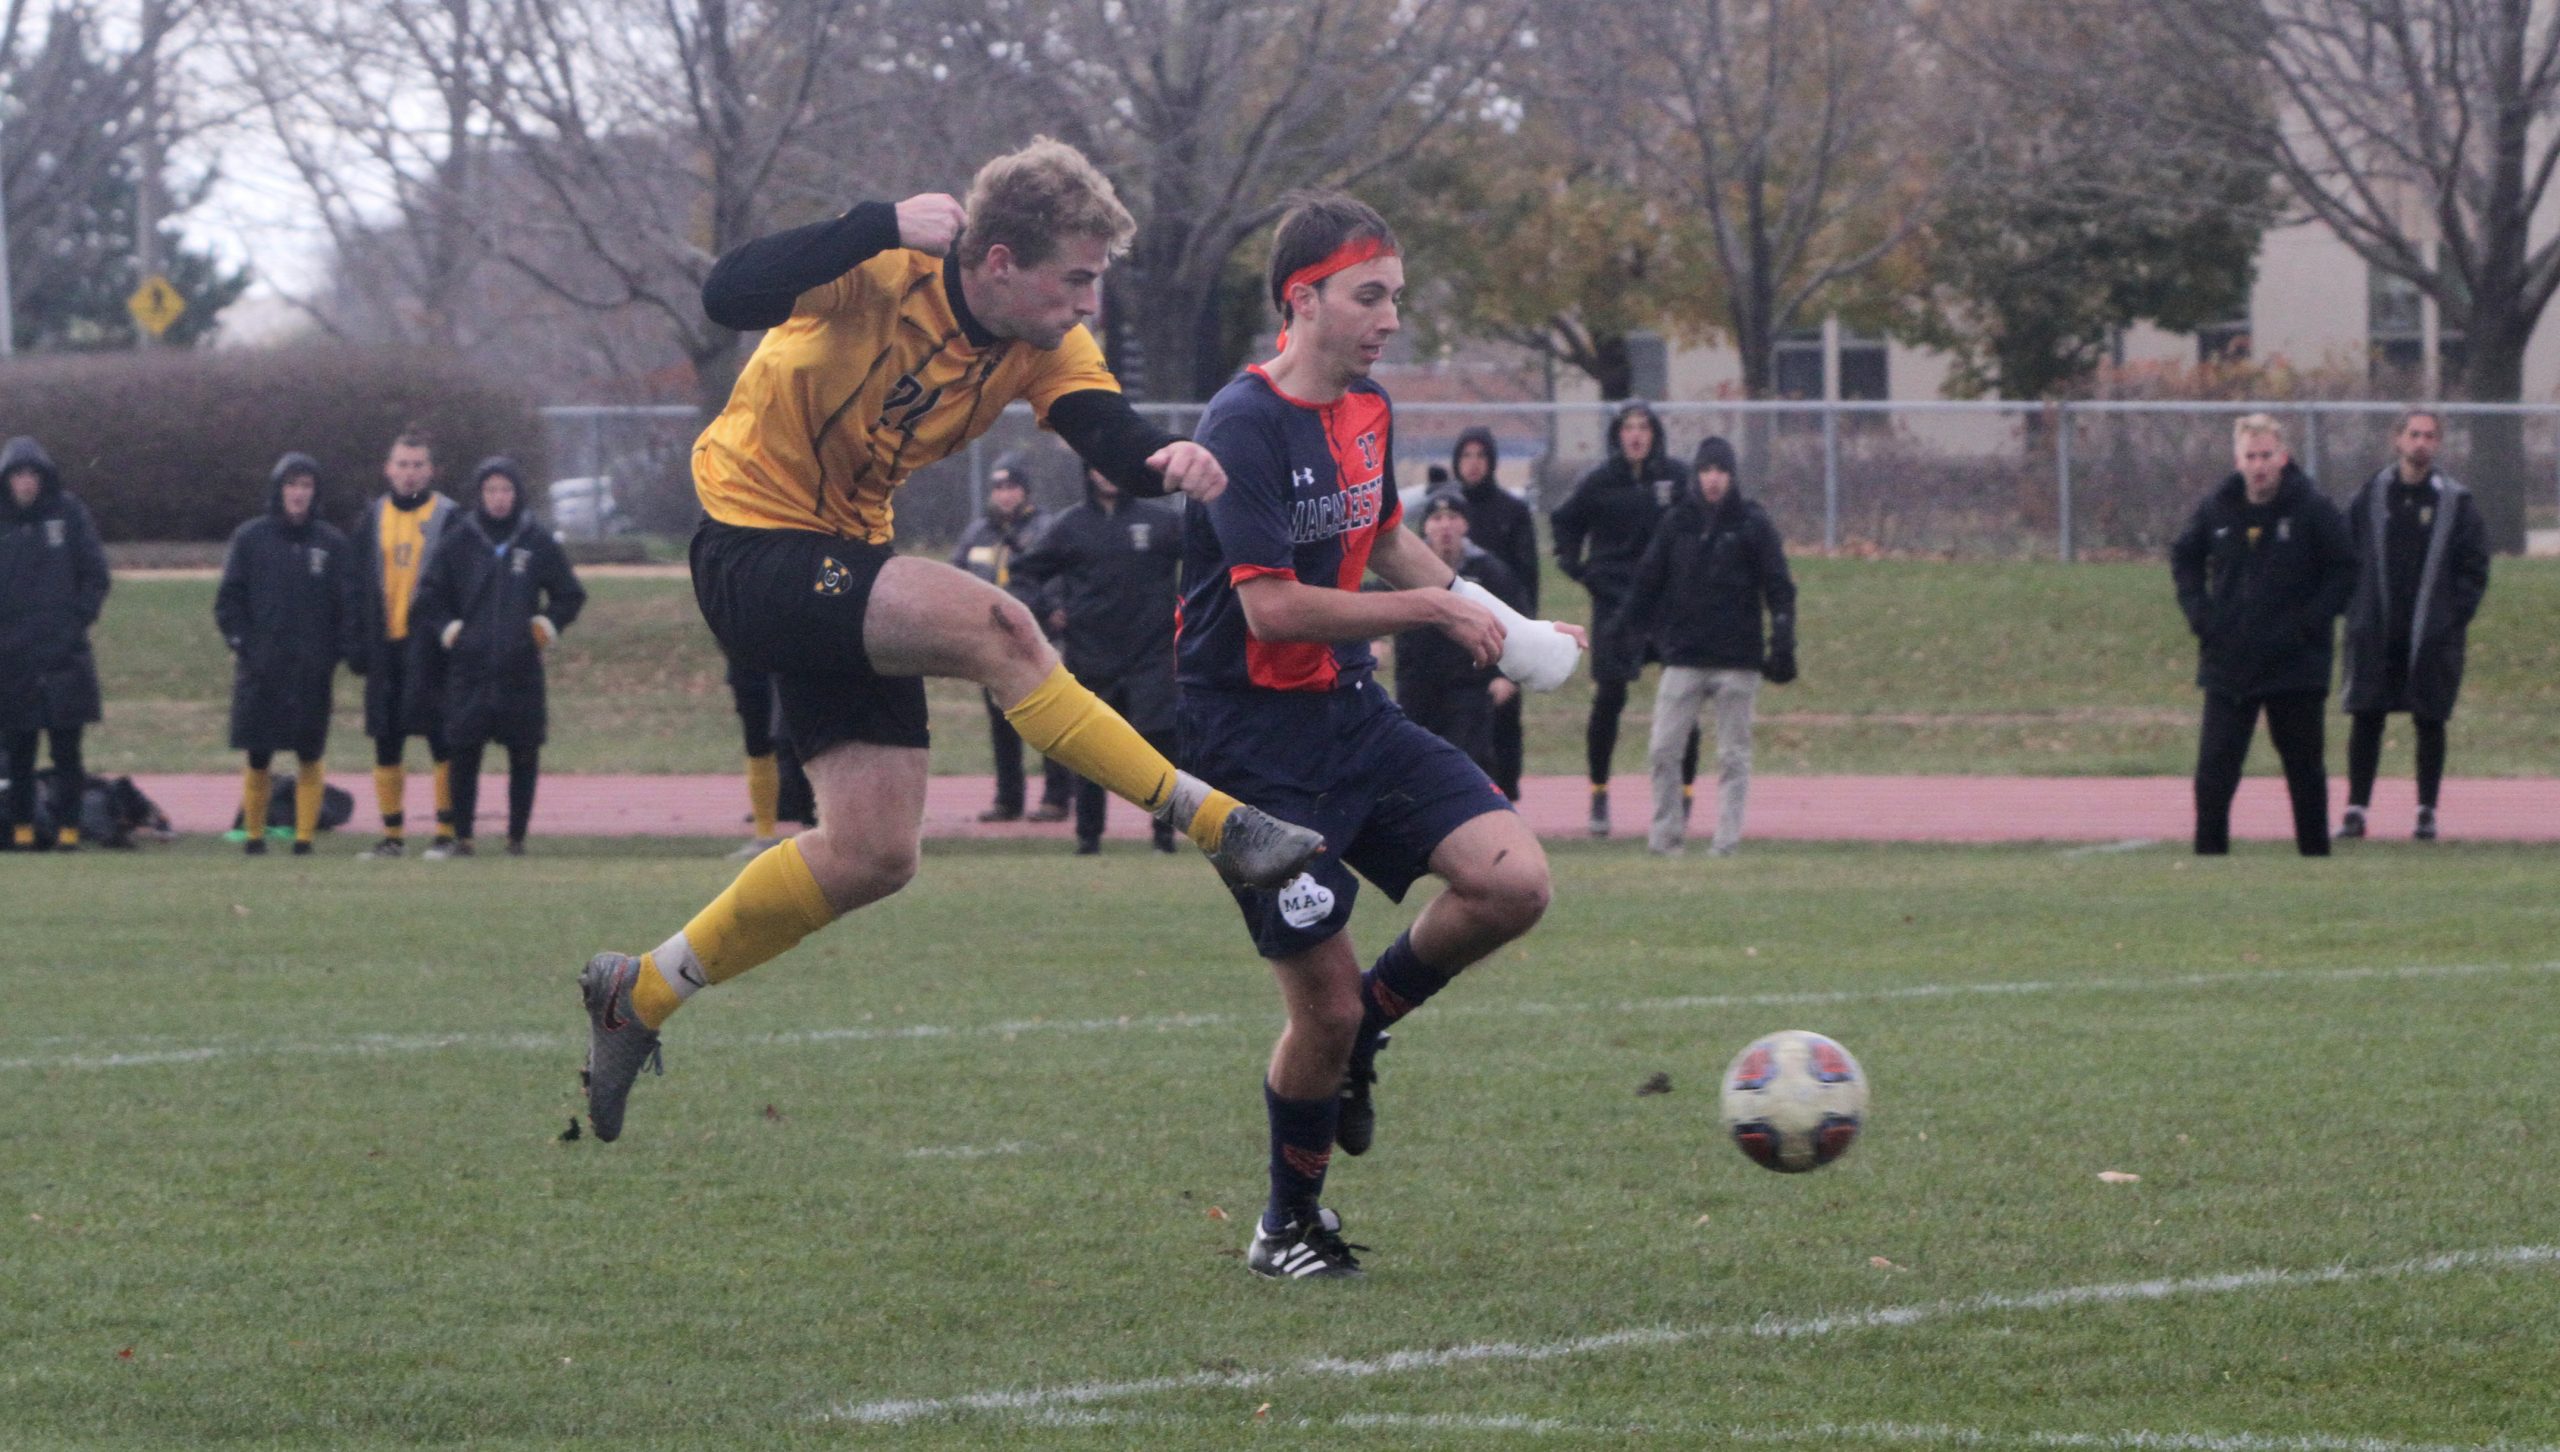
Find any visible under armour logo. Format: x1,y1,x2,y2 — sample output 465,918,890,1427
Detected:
1291,467,1317,492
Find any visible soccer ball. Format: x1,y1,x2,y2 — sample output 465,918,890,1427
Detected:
1719,1030,1868,1173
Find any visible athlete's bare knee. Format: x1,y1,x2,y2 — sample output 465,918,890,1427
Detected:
1460,860,1551,940
797,828,918,908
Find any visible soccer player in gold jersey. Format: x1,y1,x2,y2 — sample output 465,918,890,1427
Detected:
576,139,1323,1141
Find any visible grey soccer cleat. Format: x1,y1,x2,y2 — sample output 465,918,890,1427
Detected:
578,952,663,1143
1204,803,1325,890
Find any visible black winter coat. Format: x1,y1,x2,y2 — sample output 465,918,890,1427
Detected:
1395,546,1526,703
215,454,363,755
1446,426,1540,614
1010,495,1183,689
2169,466,2356,699
349,489,460,738
2340,469,2490,721
1553,405,1685,683
949,505,1052,610
410,511,587,749
1617,490,1797,672
0,437,110,733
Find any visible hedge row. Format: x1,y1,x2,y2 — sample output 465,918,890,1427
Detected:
0,347,544,542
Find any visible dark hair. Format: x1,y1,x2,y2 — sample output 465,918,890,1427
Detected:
1267,191,1397,323
2399,407,2443,433
390,424,435,459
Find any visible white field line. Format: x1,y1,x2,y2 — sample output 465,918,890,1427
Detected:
904,1140,1032,1160
2060,838,2160,857
9,959,2557,1075
1016,1408,2554,1452
821,1245,2560,1426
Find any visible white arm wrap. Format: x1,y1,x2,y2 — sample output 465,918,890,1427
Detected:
1450,576,1581,691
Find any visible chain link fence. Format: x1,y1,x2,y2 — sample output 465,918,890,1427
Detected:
547,399,2560,557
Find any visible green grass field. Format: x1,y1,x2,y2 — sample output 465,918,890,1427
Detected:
8,839,2557,1449
82,559,2560,777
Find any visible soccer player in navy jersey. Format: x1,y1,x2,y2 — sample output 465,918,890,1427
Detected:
1182,192,1588,1278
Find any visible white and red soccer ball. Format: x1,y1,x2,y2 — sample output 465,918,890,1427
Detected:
1719,1030,1869,1173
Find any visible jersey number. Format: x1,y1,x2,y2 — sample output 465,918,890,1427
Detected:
879,373,945,434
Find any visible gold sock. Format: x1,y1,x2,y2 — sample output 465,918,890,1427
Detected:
375,765,407,838
295,760,327,843
1005,663,1236,850
11,824,32,847
241,766,275,838
633,839,835,1030
433,762,454,836
56,825,78,847
745,754,780,839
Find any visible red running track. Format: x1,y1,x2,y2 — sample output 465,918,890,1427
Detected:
132,772,2560,845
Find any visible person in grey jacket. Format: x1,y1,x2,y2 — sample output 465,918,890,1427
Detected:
0,437,110,851
2337,409,2491,841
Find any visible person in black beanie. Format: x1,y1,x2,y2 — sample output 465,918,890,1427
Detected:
949,458,1070,823
1552,401,1697,836
1444,426,1538,798
1616,436,1795,856
411,458,587,856
214,452,363,855
1394,492,1530,778
0,437,110,851
2169,414,2356,856
2337,409,2490,841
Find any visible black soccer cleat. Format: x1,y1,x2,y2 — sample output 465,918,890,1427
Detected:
2414,806,2438,842
2337,807,2366,840
1336,1032,1388,1156
1247,1207,1368,1279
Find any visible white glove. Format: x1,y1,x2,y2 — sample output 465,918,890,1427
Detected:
439,620,462,650
530,615,557,649
1450,577,1581,691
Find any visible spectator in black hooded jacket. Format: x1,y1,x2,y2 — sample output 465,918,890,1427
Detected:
1617,436,1796,856
1011,466,1183,854
2337,409,2491,842
412,458,587,856
2169,414,2356,857
949,458,1070,824
0,436,110,851
1445,426,1537,798
215,452,363,855
1394,492,1529,777
1552,401,1696,836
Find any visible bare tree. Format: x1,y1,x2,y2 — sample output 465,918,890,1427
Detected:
210,0,494,347
927,0,1530,401
2132,0,2558,550
472,0,884,411
1549,0,1940,399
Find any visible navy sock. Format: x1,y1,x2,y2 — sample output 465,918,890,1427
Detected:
1357,931,1458,1046
1262,1081,1339,1234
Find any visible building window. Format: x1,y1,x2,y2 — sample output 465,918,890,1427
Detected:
2196,319,2250,364
2368,267,2462,383
1772,329,1886,432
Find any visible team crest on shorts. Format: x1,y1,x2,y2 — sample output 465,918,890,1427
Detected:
814,556,852,596
1276,873,1335,929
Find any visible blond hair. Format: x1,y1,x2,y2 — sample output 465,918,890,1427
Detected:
2232,412,2285,446
955,137,1136,271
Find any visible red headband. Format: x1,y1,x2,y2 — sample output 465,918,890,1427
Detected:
1274,235,1398,352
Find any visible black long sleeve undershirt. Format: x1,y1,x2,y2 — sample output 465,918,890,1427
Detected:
700,200,902,331
1050,390,1181,499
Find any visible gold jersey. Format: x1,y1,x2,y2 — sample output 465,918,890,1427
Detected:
693,250,1117,543
375,495,441,641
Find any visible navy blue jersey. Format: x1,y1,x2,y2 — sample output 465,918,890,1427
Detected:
1179,366,1401,693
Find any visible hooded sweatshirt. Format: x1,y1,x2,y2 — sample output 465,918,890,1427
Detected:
0,437,112,733
1618,436,1797,671
1552,401,1684,602
1445,425,1540,614
215,453,361,754
409,458,588,749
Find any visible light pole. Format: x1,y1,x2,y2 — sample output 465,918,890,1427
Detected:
0,111,16,358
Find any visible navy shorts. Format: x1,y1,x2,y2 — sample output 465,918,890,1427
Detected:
691,521,930,757
1178,676,1513,959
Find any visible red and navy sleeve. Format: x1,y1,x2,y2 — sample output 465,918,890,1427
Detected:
1198,398,1297,586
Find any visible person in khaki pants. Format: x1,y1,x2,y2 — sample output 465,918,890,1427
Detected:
1616,436,1796,856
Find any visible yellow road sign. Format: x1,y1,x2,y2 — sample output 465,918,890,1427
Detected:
128,274,186,338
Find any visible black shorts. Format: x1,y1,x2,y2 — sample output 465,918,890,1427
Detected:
1180,677,1513,959
690,520,930,757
